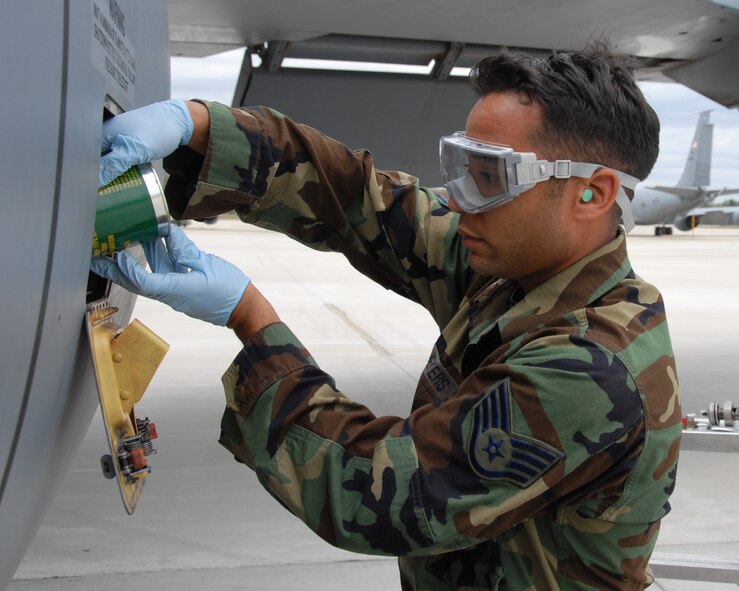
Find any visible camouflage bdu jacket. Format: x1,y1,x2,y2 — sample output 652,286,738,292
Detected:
163,102,682,590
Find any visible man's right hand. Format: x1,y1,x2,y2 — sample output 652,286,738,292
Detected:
99,99,194,186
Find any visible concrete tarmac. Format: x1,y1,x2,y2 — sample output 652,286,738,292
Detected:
10,220,739,590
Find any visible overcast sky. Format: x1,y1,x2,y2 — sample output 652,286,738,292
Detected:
171,48,739,190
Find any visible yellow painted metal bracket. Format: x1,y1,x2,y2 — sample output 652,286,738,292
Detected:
86,298,169,514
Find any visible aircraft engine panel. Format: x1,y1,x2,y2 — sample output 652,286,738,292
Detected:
0,2,169,588
674,215,701,232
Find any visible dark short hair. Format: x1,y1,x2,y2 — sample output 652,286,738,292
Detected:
469,43,660,181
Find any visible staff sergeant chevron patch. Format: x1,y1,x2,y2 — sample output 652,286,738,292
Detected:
466,379,564,487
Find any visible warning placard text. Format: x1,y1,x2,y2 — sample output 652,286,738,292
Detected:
91,0,136,106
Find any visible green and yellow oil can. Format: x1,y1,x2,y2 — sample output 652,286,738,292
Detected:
93,163,170,256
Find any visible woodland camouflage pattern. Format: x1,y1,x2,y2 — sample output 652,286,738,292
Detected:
163,101,682,590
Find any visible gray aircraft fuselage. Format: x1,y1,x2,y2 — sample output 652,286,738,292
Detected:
0,2,169,589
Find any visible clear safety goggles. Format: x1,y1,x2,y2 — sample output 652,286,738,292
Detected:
439,132,638,231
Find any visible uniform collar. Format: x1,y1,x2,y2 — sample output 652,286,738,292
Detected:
468,230,632,345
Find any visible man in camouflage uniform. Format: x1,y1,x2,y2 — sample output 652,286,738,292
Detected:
93,46,682,590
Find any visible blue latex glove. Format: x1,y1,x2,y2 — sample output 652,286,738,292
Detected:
99,99,194,186
90,227,250,326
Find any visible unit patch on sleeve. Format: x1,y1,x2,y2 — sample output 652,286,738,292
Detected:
465,379,564,487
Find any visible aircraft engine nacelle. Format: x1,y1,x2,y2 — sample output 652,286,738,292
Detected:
1,2,169,589
674,215,701,231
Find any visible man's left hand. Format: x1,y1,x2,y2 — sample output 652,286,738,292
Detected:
90,226,250,326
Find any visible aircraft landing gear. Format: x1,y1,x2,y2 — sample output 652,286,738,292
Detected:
654,226,673,236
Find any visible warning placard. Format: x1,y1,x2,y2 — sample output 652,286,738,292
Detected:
91,0,136,106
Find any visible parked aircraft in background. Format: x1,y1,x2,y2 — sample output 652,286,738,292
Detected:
632,111,739,235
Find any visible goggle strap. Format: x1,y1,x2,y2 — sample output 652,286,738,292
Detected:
615,189,636,232
517,161,637,232
569,163,639,191
570,163,637,232
517,161,621,184
515,159,570,185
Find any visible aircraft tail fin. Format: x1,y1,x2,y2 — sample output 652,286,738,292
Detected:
677,110,712,188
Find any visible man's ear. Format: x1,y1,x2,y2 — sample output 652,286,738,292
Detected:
573,169,620,222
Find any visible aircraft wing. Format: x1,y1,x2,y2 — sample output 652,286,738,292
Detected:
707,188,739,197
640,185,739,201
167,0,739,187
167,0,739,108
647,186,709,200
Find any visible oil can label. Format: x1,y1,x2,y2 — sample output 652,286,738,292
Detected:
91,0,136,106
94,165,159,256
